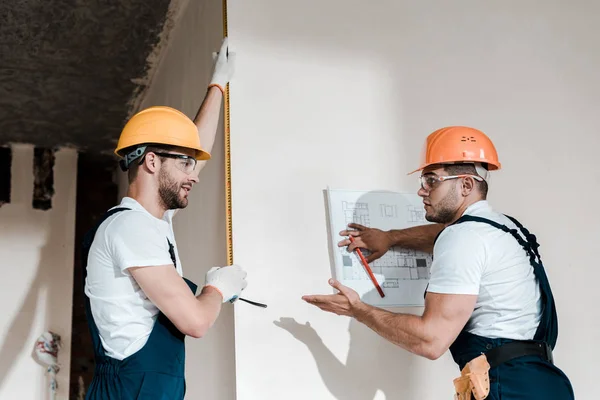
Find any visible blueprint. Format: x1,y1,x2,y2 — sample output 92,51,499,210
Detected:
326,188,433,307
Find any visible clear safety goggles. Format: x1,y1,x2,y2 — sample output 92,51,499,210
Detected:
419,174,484,191
120,145,198,174
153,152,198,174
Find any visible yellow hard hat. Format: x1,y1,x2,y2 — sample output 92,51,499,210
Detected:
115,106,211,161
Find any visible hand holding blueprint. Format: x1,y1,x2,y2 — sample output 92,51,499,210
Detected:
326,188,433,307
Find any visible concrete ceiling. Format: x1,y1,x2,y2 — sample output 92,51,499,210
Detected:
0,0,179,155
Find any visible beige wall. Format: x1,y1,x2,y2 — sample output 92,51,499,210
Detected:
0,145,77,400
116,0,235,399
227,1,598,399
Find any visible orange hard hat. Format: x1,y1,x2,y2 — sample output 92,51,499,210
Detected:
114,106,211,161
408,126,501,175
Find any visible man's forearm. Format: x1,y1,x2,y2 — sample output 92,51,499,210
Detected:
387,224,444,254
194,285,223,335
353,302,438,359
193,86,223,155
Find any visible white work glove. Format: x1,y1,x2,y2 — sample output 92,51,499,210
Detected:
209,37,236,93
204,264,247,303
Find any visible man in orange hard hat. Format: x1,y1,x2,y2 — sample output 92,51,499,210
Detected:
81,38,249,399
304,126,574,399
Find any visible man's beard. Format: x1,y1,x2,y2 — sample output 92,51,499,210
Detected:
158,169,187,210
425,184,458,224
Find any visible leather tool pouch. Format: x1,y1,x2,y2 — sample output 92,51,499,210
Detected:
453,354,490,400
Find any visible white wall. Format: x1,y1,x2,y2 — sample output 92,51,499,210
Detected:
227,0,599,399
0,145,77,400
117,0,236,398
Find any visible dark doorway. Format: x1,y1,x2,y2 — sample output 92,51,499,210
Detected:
69,152,119,398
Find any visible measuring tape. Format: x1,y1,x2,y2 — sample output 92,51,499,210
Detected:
221,1,267,309
222,0,234,267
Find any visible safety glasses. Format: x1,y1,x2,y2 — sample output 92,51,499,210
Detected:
419,174,483,191
152,152,197,174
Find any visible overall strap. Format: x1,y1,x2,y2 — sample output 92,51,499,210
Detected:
167,239,177,268
504,215,542,261
453,215,538,263
432,227,445,247
82,207,131,359
452,214,558,349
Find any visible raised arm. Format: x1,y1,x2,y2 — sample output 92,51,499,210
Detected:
193,38,236,173
338,223,444,262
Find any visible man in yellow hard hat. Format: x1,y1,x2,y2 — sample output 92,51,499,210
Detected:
81,38,248,399
304,126,574,399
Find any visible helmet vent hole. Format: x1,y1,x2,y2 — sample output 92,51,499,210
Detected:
461,136,477,142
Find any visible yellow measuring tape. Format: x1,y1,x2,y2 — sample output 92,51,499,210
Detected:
221,1,267,309
222,0,233,267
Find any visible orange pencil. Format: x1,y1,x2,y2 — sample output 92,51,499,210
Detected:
349,236,385,298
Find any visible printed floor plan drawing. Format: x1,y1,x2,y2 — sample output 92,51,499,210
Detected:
326,188,433,307
407,205,426,223
342,201,370,227
380,204,398,218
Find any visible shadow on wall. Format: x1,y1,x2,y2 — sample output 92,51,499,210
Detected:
0,211,69,399
274,297,419,400
273,189,428,399
0,149,75,399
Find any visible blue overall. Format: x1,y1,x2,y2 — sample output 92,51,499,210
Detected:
81,207,197,400
437,214,574,399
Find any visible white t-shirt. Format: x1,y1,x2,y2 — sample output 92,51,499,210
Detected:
427,200,542,340
84,197,183,360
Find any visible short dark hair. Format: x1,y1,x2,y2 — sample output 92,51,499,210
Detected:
443,163,488,198
123,144,181,184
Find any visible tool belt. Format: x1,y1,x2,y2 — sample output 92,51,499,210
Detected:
453,341,553,400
